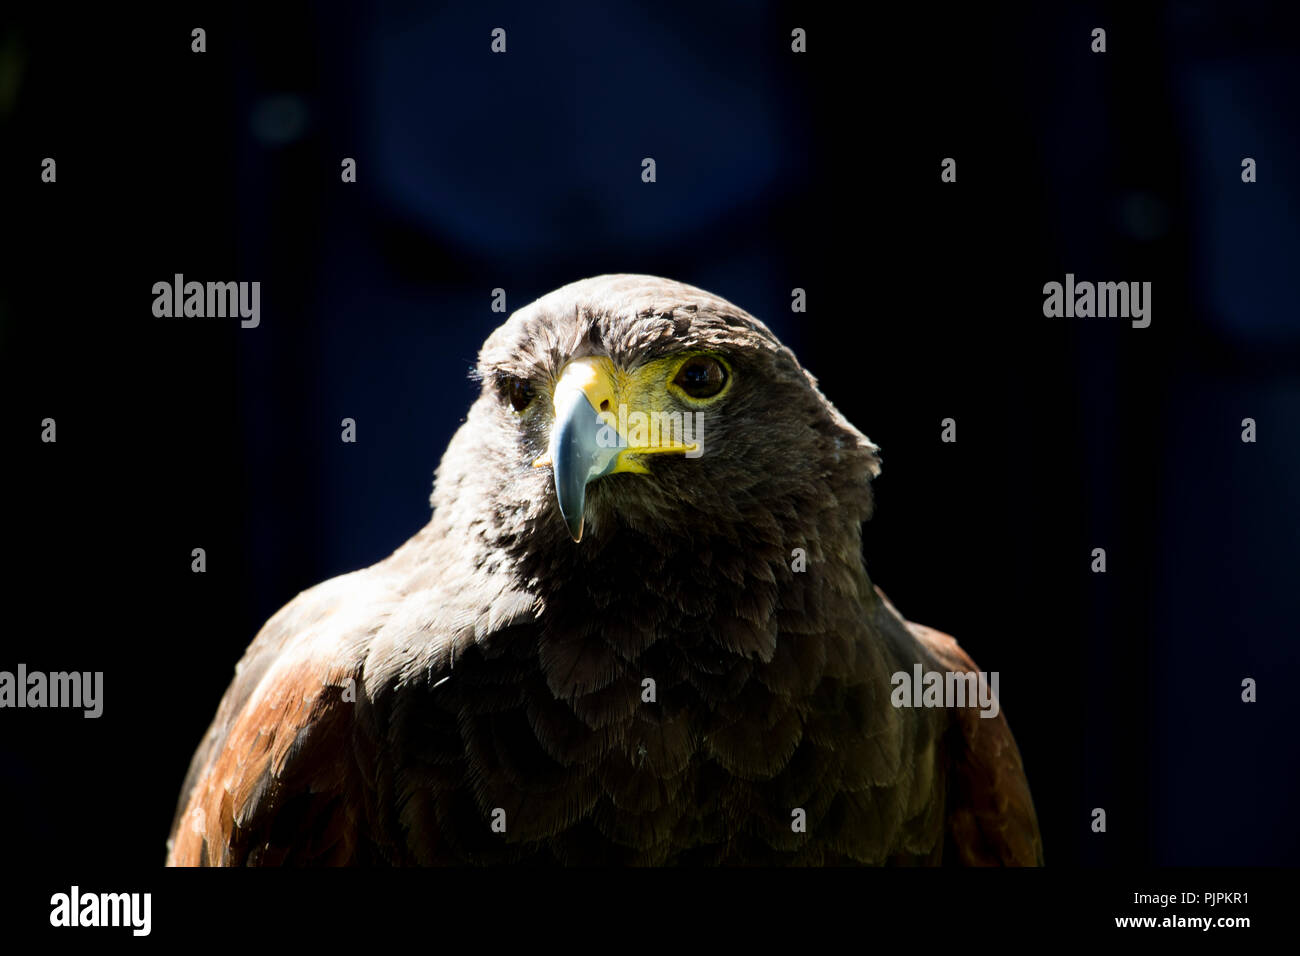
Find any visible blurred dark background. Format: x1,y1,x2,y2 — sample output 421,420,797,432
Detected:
2,1,1297,868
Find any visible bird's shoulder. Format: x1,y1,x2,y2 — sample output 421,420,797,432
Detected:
166,566,402,865
875,587,1043,866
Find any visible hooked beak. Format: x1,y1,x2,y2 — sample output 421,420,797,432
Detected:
543,358,622,541
533,356,698,542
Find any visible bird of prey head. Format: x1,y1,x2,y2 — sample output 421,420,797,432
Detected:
462,274,878,542
167,274,1041,867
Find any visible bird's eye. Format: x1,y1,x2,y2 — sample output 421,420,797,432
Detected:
671,355,728,400
500,375,535,412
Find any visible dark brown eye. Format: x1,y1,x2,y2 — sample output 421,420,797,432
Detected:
501,376,535,412
672,356,728,399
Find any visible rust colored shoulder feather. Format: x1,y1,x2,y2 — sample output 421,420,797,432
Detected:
166,570,394,866
878,589,1043,866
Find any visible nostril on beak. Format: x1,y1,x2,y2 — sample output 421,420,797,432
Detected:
600,399,610,411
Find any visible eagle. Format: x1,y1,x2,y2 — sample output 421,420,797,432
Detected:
166,274,1042,866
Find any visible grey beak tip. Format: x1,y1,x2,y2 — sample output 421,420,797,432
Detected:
550,376,622,546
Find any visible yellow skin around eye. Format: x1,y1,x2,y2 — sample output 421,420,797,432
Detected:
665,353,732,404
531,353,732,474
